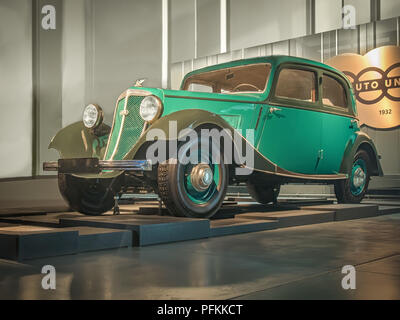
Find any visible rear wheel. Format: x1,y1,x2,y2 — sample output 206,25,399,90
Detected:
157,136,228,218
247,182,280,204
334,149,371,203
58,174,122,215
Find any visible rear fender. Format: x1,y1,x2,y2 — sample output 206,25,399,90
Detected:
339,131,383,177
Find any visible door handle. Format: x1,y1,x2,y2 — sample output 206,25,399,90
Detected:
269,107,282,114
350,119,358,128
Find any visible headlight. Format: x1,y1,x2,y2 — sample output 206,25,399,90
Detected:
83,104,103,129
139,96,162,123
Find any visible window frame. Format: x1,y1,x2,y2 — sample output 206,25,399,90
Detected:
268,62,355,118
181,63,272,95
269,63,319,110
321,71,350,112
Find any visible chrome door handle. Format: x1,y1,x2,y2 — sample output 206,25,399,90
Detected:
269,107,282,114
350,119,358,128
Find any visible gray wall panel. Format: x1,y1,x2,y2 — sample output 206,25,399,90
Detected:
171,0,196,62
35,0,63,175
229,0,308,51
315,0,342,33
0,0,33,178
197,0,220,57
61,0,86,127
380,0,400,20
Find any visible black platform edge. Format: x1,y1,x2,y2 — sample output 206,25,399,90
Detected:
238,210,335,228
210,219,278,237
0,229,78,261
75,228,132,253
378,206,400,215
59,217,210,246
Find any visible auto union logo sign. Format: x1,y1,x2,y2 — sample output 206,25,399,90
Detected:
327,45,400,129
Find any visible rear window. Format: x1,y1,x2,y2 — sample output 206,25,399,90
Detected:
275,68,317,102
183,63,271,94
322,74,347,108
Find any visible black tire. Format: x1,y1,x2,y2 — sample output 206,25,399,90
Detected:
157,136,228,219
334,149,371,203
58,174,122,215
247,182,280,204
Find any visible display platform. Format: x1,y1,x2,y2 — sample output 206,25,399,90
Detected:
0,199,398,261
0,225,131,261
239,210,335,228
60,215,210,246
299,203,378,221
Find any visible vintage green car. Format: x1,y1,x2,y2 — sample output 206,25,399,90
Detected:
44,55,383,218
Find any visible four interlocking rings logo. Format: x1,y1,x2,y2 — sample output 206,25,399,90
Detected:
344,63,400,105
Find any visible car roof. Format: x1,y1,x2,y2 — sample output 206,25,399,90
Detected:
183,55,341,79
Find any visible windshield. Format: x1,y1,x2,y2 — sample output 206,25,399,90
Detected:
182,63,271,94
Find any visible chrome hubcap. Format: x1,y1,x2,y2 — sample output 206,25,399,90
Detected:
353,167,366,188
190,163,213,192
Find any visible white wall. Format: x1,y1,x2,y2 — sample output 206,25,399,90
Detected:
0,0,32,178
61,0,86,127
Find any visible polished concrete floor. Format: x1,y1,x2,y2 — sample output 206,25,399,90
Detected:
0,212,400,299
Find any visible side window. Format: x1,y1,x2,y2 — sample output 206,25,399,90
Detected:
322,75,347,108
275,68,317,102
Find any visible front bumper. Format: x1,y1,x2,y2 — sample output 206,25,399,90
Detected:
43,158,152,174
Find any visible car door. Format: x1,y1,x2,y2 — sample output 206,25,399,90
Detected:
317,72,357,174
256,65,322,175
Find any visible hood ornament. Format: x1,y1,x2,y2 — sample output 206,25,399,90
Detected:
134,78,146,87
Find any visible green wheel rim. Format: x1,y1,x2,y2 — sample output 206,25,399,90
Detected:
184,163,220,205
350,158,367,196
182,147,221,205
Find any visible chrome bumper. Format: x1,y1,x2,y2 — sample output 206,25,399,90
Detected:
43,158,152,173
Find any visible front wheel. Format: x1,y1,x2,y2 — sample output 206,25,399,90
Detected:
58,174,122,215
334,149,371,203
157,136,228,218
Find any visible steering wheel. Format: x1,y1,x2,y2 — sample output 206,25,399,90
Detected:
232,83,261,92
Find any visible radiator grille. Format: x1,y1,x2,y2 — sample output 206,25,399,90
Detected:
104,95,145,160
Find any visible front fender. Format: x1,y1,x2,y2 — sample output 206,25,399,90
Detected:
340,131,383,177
125,109,276,173
49,121,110,159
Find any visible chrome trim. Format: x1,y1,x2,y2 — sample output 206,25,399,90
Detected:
99,160,152,171
190,163,213,192
43,160,152,172
109,95,129,160
246,166,348,181
269,107,281,114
